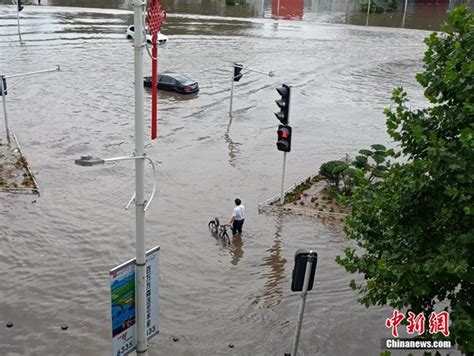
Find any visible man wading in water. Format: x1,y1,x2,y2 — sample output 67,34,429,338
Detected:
229,198,245,235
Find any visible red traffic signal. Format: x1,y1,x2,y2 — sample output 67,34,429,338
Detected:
277,124,292,152
275,84,290,124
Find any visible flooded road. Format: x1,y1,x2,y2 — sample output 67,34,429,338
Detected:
0,2,458,355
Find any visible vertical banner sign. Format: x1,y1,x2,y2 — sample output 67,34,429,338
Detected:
146,0,166,140
110,246,160,356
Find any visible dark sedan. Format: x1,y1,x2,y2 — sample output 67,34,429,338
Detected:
144,73,199,94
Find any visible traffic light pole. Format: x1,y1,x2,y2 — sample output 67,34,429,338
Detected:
229,67,235,117
132,0,148,353
290,251,316,356
16,2,23,43
278,87,290,205
1,66,60,144
229,64,274,117
1,76,9,143
279,151,287,205
5,66,60,79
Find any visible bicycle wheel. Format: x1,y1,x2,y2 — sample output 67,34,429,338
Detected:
208,220,218,233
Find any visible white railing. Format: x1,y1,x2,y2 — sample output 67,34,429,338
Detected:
258,170,321,210
258,168,350,219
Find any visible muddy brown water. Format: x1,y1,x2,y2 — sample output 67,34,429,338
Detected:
0,1,464,355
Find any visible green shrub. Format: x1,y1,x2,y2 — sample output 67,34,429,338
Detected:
319,160,349,187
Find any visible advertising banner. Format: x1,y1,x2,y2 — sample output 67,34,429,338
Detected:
110,246,160,356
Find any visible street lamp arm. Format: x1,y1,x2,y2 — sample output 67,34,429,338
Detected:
75,154,157,213
103,154,144,163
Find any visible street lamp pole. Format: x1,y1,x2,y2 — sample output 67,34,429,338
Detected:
132,0,148,353
16,4,23,44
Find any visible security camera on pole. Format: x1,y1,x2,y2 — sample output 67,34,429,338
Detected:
275,84,292,205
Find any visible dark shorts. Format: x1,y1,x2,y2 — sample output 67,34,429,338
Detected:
232,219,244,235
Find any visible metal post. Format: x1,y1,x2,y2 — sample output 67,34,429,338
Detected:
16,7,22,43
1,76,9,143
1,67,59,144
229,64,274,118
279,152,287,205
401,0,408,28
5,66,60,79
279,86,290,206
229,66,234,118
290,252,315,356
133,0,148,354
365,0,371,26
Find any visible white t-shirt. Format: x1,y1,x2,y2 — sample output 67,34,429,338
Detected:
233,205,245,221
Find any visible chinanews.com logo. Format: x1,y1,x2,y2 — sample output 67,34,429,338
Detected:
382,310,453,350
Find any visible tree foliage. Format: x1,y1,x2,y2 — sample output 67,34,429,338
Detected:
319,160,349,186
336,6,473,354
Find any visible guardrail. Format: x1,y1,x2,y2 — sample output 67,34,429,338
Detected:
0,132,40,195
258,170,320,211
258,170,349,219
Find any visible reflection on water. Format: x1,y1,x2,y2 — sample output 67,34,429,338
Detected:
1,0,470,30
258,214,287,308
208,224,244,265
223,116,242,167
229,234,244,265
272,0,304,20
0,0,469,354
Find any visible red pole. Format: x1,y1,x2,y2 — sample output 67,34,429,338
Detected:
151,42,158,139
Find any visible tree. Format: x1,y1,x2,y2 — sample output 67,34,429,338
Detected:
336,6,473,354
319,160,348,187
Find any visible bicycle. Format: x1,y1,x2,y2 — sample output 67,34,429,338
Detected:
208,217,230,241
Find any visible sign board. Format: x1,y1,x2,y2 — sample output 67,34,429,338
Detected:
110,246,160,356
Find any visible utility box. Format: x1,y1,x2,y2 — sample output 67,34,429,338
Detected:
291,249,317,292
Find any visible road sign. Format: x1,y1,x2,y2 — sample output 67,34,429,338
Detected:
110,246,160,356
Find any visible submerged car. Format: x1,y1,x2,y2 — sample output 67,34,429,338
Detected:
126,25,168,44
144,72,199,94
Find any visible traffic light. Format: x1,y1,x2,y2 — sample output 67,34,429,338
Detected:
291,249,317,292
233,63,243,82
0,77,6,96
277,124,292,152
275,84,290,124
17,0,24,11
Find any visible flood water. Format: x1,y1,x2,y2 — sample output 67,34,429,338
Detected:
0,0,465,355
